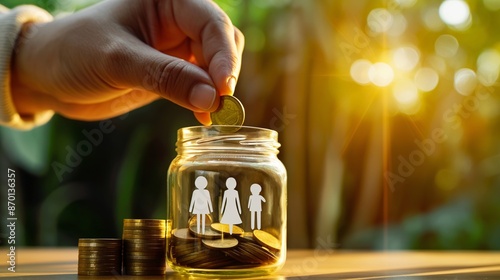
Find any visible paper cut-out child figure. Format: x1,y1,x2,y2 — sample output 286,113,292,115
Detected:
220,177,242,235
189,176,213,234
248,183,266,230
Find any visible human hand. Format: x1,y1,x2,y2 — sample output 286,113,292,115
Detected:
11,0,244,125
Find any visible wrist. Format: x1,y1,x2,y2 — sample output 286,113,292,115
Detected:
0,5,54,129
11,21,49,116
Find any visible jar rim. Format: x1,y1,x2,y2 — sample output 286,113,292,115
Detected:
178,125,278,134
176,126,280,154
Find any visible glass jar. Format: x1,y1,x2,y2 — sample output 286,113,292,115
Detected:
166,126,287,277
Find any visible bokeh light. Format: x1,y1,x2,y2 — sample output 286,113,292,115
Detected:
392,78,419,105
454,68,478,96
369,62,395,87
435,34,459,58
439,0,471,29
393,46,420,71
394,0,418,9
350,59,372,85
414,67,440,92
477,49,500,86
367,8,393,34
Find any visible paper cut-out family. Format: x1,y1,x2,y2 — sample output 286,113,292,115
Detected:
189,176,266,235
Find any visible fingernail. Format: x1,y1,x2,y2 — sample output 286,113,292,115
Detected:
227,76,236,93
190,84,217,110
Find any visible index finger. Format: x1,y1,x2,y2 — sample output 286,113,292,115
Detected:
172,0,244,96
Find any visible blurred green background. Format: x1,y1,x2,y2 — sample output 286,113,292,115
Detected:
1,0,500,250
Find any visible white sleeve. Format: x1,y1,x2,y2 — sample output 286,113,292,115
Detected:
0,5,54,130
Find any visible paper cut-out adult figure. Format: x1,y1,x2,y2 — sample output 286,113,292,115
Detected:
248,183,266,230
220,177,242,234
189,176,213,234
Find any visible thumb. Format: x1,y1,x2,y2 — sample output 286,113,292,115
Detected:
114,43,220,113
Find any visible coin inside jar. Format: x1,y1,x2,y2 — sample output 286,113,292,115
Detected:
202,238,238,249
210,95,245,128
253,230,281,251
189,223,221,239
210,223,244,236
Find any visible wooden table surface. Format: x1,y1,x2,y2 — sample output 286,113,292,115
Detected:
2,248,500,279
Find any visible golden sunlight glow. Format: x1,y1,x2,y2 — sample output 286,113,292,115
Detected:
415,67,439,92
393,78,422,115
477,49,500,86
439,0,471,29
369,62,394,87
392,78,419,105
454,68,477,96
393,46,420,71
350,59,372,85
398,101,421,115
435,34,459,58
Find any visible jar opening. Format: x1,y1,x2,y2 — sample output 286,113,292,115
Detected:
176,126,280,154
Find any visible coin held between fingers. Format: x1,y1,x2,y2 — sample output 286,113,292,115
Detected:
210,95,245,127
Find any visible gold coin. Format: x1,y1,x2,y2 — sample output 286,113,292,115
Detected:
78,238,122,248
202,238,238,249
122,233,165,239
123,229,165,234
124,243,166,251
226,241,278,265
123,219,166,228
210,223,244,235
253,230,281,251
78,253,122,259
78,249,121,255
189,224,221,239
123,263,166,269
123,218,165,223
172,228,198,241
123,238,165,244
210,95,245,127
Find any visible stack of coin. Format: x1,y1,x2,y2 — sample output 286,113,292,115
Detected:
78,238,122,276
169,221,280,269
122,219,166,276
